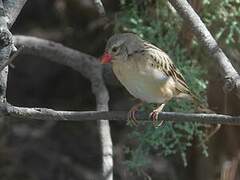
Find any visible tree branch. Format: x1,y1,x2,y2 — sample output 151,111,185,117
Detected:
83,1,113,175
13,35,112,180
13,35,117,85
3,0,27,28
168,0,240,97
2,103,240,125
0,0,27,114
0,0,26,65
13,35,102,84
0,0,12,65
0,1,26,103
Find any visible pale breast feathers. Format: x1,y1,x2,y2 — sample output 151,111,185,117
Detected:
143,42,191,95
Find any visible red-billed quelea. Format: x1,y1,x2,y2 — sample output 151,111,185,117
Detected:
101,33,198,126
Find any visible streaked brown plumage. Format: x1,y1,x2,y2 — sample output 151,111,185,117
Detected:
101,33,197,126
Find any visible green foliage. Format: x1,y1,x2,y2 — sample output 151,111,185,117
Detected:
115,0,209,173
203,0,240,47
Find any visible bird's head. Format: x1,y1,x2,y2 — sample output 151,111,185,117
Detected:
100,33,144,64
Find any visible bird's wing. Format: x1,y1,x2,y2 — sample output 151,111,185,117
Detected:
143,42,192,95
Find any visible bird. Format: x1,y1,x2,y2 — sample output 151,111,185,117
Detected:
100,33,199,126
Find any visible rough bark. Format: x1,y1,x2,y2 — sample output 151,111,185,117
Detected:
3,0,27,28
0,0,26,119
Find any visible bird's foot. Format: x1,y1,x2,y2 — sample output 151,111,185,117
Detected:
149,103,165,127
127,108,138,126
127,102,143,126
149,110,164,127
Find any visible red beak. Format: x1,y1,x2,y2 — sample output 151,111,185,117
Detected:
100,52,112,64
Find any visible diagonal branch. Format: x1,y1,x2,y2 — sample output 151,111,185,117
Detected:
0,0,12,63
3,0,27,28
0,0,27,63
0,0,27,106
2,103,240,125
168,0,240,97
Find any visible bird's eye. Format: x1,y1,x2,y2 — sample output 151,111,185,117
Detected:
112,47,118,53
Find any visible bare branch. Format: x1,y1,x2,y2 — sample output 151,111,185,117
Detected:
168,0,240,97
0,67,7,102
3,0,27,28
97,120,113,180
13,35,111,106
13,35,102,83
0,0,26,69
2,103,240,125
13,35,112,180
0,0,9,126
13,35,117,85
0,0,12,63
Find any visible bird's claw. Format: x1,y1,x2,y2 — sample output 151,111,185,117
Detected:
149,110,164,127
127,102,144,126
127,108,138,126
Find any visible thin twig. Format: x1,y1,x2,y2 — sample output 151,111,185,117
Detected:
0,45,23,71
204,124,221,143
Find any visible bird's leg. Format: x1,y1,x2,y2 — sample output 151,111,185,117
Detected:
149,103,165,127
127,101,144,126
